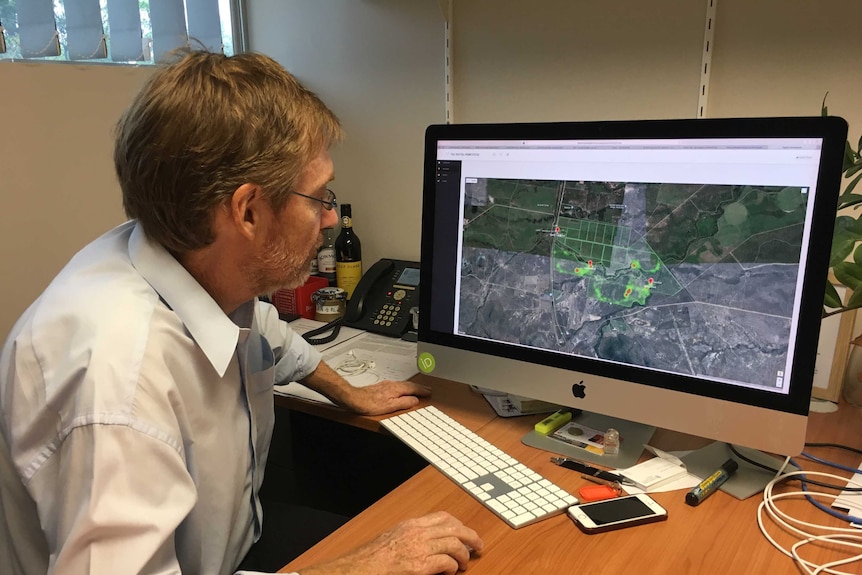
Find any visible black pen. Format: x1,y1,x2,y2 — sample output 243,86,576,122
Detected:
550,456,633,485
580,474,624,494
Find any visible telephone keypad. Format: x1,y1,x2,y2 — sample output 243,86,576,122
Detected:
374,302,405,327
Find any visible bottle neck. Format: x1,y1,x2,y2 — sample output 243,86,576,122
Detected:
341,216,353,229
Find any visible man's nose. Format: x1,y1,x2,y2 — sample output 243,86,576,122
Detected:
321,206,339,229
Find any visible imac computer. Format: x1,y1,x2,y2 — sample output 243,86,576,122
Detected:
417,116,847,460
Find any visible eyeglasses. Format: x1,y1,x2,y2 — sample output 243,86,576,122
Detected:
291,189,338,211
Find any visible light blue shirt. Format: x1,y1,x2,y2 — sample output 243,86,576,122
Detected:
0,221,320,574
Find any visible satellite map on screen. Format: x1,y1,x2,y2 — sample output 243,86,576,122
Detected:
458,178,809,388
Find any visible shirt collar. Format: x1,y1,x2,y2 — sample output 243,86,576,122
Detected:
128,221,241,377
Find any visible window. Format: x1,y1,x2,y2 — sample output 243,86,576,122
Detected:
0,0,243,63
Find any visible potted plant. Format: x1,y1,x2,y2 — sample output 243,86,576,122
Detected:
821,97,862,406
823,97,862,317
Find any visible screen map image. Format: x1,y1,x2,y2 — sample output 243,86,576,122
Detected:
458,177,810,389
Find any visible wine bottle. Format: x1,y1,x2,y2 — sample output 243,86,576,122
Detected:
316,228,336,286
309,250,319,276
335,204,363,299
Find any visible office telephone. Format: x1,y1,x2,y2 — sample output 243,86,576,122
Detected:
301,258,420,345
343,258,420,337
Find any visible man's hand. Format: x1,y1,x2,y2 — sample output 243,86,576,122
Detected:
298,511,483,575
299,362,430,416
341,379,431,416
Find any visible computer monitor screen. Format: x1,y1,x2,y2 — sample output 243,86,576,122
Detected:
418,116,847,457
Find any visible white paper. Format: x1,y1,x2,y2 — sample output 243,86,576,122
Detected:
274,330,419,406
619,446,692,491
620,473,702,494
480,393,557,418
833,469,862,524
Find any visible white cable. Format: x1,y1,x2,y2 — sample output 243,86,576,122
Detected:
757,469,862,574
335,350,380,382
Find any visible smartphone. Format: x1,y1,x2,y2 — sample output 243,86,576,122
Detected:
567,493,668,534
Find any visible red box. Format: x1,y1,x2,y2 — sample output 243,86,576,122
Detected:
271,275,329,319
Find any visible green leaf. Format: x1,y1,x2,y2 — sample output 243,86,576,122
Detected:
821,92,829,116
845,171,862,197
833,260,862,291
836,186,862,210
846,162,862,179
844,141,856,172
824,281,842,309
854,241,862,266
846,284,862,311
830,215,862,266
830,241,854,268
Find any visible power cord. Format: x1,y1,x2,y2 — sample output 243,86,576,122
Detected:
302,318,342,345
750,442,862,574
729,444,862,492
758,470,862,575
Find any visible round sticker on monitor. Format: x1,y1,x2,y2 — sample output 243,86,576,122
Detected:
418,352,436,374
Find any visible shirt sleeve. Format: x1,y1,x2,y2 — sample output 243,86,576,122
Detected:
27,423,198,574
256,300,322,383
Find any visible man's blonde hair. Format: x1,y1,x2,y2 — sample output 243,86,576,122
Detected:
114,50,344,253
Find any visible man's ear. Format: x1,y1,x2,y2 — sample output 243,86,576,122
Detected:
229,183,267,240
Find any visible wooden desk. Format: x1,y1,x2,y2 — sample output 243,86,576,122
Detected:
279,381,862,573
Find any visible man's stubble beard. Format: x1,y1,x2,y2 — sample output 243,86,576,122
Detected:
246,229,323,296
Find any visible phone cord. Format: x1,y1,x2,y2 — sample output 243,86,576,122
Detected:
302,317,343,345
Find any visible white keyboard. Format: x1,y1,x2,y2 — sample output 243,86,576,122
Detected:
381,405,578,528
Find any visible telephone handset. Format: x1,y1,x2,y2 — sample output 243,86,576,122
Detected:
343,258,420,337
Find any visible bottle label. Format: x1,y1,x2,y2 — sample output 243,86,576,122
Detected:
336,261,363,299
341,216,352,228
317,247,336,273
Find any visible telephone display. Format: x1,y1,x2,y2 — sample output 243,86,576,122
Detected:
344,258,420,337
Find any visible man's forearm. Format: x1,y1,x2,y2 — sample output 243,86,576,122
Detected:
298,361,354,408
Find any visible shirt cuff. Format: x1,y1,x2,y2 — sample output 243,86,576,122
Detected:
276,324,323,383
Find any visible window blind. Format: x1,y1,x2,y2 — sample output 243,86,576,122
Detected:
17,0,60,58
65,0,107,60
186,0,222,53
1,0,236,63
105,0,144,61
149,0,187,63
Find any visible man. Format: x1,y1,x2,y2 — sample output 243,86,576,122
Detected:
0,50,482,575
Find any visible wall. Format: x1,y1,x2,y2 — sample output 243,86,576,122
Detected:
709,0,861,122
450,0,860,128
450,0,707,122
0,63,153,337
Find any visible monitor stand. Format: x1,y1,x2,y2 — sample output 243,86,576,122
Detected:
522,410,656,469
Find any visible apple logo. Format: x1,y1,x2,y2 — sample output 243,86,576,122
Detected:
571,381,586,399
